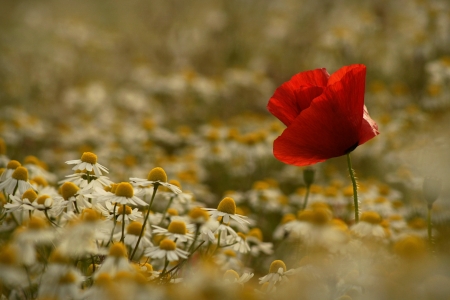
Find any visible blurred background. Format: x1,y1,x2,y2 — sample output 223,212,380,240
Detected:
1,0,449,204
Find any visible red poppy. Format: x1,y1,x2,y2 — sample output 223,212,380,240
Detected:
268,64,379,166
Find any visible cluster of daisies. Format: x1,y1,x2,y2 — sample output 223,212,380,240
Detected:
0,150,449,299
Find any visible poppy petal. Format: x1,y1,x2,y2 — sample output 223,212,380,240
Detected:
273,66,367,166
359,106,380,145
268,69,330,126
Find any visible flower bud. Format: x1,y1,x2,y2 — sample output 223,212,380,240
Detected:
303,168,315,187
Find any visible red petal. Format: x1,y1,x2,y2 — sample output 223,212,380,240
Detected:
273,66,367,166
359,106,379,145
267,69,329,126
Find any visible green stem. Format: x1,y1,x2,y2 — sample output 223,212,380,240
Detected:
427,205,433,244
158,196,175,226
120,204,126,243
346,153,359,223
302,185,311,210
106,203,118,247
130,185,159,261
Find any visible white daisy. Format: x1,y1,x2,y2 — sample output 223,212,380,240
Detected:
259,260,297,292
223,269,254,285
0,166,34,196
226,232,251,254
152,220,194,243
65,152,109,176
130,167,182,195
204,197,249,225
0,160,21,182
94,243,135,279
96,182,148,207
145,238,189,262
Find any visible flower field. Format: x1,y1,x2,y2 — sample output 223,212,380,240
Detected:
1,0,450,299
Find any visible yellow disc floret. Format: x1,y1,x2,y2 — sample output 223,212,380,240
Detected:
32,176,48,187
217,197,236,215
24,155,40,165
28,217,48,230
248,228,263,242
81,208,101,222
6,160,21,170
168,220,187,235
360,211,382,225
115,182,134,198
394,235,426,259
58,272,77,284
80,152,98,164
147,167,167,182
0,245,17,266
22,189,38,202
169,179,182,189
223,269,240,281
189,207,210,222
159,239,176,251
269,260,286,273
36,195,53,207
109,243,128,258
61,182,80,200
127,221,143,236
11,166,28,181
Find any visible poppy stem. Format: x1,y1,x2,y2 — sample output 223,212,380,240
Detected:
302,185,310,210
346,153,359,223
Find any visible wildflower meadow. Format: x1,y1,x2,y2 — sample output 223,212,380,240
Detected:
1,1,450,299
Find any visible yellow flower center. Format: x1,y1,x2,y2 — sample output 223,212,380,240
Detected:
297,209,315,222
109,243,128,258
360,211,382,225
117,204,132,215
22,189,38,202
281,213,296,224
110,183,119,194
36,195,52,206
32,176,48,187
147,167,167,182
81,208,101,222
159,239,176,251
189,207,210,222
217,197,236,215
48,249,71,264
115,182,134,198
80,152,98,164
6,160,21,170
58,272,77,284
248,228,263,241
169,179,182,189
28,217,47,230
61,182,80,200
24,155,40,165
167,208,178,216
127,221,143,236
269,260,286,273
223,249,236,257
237,232,246,240
95,273,112,287
408,217,427,230
0,245,17,266
11,166,28,181
223,269,240,281
394,236,426,259
168,220,187,235
312,208,332,225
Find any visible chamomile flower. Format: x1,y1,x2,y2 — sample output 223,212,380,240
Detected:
0,166,34,196
121,221,153,257
246,228,273,256
259,260,296,292
65,152,109,176
223,269,254,285
152,219,194,243
94,243,135,279
131,167,182,195
97,182,148,207
4,188,38,213
59,171,113,195
0,160,21,182
204,197,250,225
227,232,251,254
351,211,386,240
145,238,189,262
